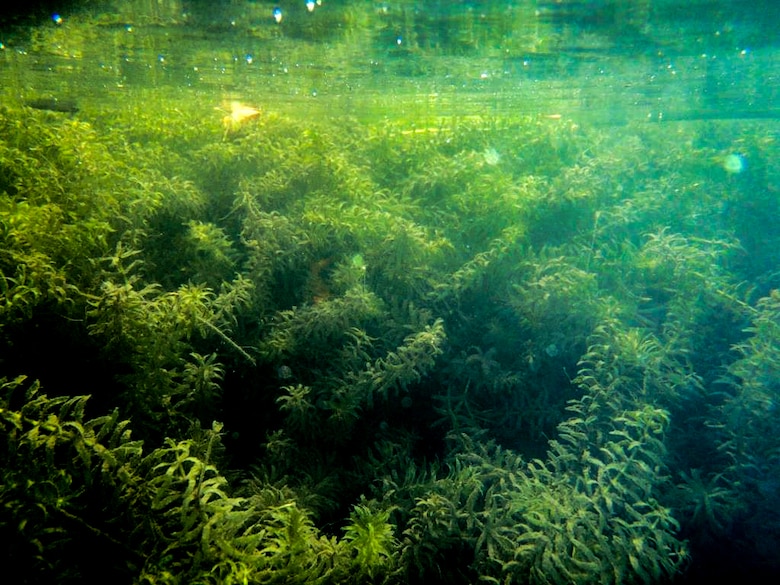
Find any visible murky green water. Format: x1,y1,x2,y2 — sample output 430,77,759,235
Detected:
2,0,778,124
1,2,779,584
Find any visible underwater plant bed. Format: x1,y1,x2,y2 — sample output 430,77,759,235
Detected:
1,90,779,585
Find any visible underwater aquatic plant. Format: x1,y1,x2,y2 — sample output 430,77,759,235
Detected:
343,501,398,580
177,352,225,420
335,318,446,409
1,58,777,583
276,384,316,433
0,377,407,585
674,469,740,536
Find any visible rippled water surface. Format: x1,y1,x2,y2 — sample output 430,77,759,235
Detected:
1,0,778,124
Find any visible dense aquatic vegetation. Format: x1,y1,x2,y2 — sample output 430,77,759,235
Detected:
1,97,779,584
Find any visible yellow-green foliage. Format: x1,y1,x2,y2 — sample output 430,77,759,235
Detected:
270,315,445,444
260,286,385,362
0,376,144,582
343,501,398,581
333,318,446,410
85,249,253,431
393,323,689,585
0,109,120,325
0,377,403,585
510,404,684,585
510,249,605,357
705,290,780,548
1,88,779,585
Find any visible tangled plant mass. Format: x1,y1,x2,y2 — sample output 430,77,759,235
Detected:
0,93,778,584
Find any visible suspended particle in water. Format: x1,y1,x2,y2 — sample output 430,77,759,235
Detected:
722,153,746,174
351,253,366,271
483,147,501,166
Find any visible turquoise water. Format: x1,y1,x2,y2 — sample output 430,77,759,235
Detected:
1,2,779,584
